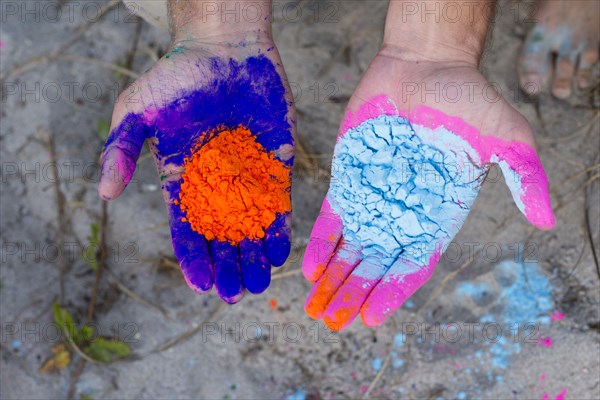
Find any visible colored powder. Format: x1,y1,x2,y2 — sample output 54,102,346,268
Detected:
453,259,554,373
269,298,278,310
539,337,553,347
286,389,307,400
555,389,568,400
456,282,491,302
178,126,291,243
496,259,553,323
394,333,407,348
392,355,404,368
550,312,564,321
328,114,483,268
371,357,383,371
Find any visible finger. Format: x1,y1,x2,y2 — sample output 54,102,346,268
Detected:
361,256,437,327
492,143,556,230
518,27,551,96
240,238,271,294
265,212,291,267
302,197,344,282
322,256,389,331
577,48,599,89
99,113,147,200
211,241,245,304
552,53,575,99
167,186,213,293
304,240,361,321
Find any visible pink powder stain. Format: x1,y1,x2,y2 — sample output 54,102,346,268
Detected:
555,388,568,400
342,96,556,231
539,337,553,347
454,362,463,370
341,95,398,135
343,73,354,82
360,385,368,394
302,197,343,282
143,107,159,124
551,312,565,321
360,246,443,327
544,389,568,400
0,41,4,50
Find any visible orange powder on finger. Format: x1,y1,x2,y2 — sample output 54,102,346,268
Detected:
178,126,291,244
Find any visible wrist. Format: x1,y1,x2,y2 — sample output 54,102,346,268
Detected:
168,0,273,43
382,0,493,65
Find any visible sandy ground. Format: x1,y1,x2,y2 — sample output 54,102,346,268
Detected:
1,1,599,399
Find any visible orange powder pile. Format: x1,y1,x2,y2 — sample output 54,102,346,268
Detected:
177,126,291,244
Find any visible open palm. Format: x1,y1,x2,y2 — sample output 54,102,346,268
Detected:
303,53,555,330
99,40,295,303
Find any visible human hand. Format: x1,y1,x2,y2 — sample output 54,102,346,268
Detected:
302,53,555,330
99,34,295,304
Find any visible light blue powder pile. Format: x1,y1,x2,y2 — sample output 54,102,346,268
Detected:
329,115,484,267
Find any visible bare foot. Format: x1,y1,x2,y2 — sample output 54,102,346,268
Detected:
518,0,599,99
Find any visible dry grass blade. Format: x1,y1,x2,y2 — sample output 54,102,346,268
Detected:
104,266,168,317
152,302,225,353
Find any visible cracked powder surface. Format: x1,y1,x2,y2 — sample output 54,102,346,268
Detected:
328,114,485,267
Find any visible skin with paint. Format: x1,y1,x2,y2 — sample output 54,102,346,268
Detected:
518,0,599,99
302,0,556,330
99,1,295,303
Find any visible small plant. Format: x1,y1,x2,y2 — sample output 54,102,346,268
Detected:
40,304,131,373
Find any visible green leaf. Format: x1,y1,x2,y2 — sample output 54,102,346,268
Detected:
96,119,111,141
53,303,80,344
80,325,95,342
85,338,130,363
83,222,100,271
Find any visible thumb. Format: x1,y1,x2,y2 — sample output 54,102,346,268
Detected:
491,142,556,230
98,109,148,201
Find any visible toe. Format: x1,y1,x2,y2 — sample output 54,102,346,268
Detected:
518,27,551,96
552,54,576,99
577,48,599,89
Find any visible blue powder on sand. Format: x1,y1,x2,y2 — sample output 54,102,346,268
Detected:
286,389,306,400
391,352,405,368
372,357,383,371
394,333,407,348
456,282,490,302
329,115,484,268
497,259,553,323
452,258,553,374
